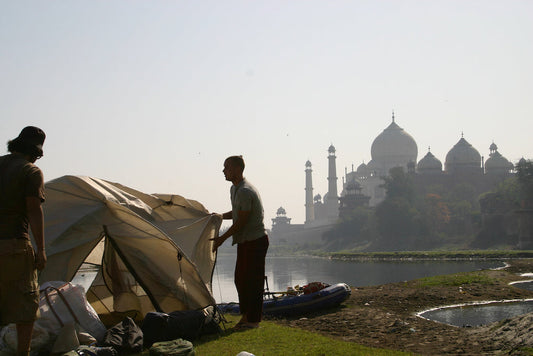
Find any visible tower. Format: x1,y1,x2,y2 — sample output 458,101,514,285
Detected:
305,160,315,223
326,144,339,219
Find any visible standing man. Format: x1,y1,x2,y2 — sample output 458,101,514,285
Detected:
0,126,47,356
211,155,269,330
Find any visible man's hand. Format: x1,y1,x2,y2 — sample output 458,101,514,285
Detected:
210,235,227,252
211,213,223,220
35,250,47,270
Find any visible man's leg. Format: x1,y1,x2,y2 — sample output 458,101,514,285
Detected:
243,236,269,325
16,322,34,356
234,243,249,324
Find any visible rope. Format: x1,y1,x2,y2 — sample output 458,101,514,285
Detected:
214,264,224,303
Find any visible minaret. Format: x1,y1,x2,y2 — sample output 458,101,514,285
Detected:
326,144,339,219
305,160,315,224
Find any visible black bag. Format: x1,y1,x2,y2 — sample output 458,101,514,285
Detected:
100,317,143,354
141,306,220,348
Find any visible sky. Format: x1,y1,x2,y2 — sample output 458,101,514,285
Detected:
1,1,532,226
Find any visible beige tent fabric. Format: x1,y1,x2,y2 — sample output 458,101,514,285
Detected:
39,176,222,315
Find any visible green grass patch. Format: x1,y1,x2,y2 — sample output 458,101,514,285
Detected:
192,314,411,356
415,271,494,287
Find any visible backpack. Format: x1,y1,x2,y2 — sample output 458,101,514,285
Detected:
141,306,220,348
99,317,143,354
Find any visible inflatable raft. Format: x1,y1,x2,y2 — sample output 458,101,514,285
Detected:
218,282,351,316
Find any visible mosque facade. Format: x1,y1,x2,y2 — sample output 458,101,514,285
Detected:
271,113,518,245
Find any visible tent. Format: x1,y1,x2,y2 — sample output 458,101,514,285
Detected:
38,175,222,316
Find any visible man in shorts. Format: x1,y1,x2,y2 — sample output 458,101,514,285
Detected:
211,155,269,330
0,126,47,356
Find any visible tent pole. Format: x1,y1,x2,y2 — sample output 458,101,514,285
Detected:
103,225,164,312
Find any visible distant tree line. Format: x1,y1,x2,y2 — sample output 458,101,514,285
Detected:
322,160,533,252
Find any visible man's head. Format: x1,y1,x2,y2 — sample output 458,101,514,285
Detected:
223,155,245,183
7,126,46,162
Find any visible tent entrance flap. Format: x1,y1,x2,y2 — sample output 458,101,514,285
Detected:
104,226,162,312
78,236,153,316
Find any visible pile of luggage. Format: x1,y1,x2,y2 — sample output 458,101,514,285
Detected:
0,282,222,356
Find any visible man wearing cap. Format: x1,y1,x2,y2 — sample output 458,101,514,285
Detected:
0,126,47,356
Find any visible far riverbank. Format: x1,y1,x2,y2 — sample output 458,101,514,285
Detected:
328,250,533,261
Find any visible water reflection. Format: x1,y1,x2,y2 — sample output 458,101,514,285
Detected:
212,254,502,303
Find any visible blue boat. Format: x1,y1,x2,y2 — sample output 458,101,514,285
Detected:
218,283,351,316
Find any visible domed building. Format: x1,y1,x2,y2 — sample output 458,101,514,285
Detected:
356,162,370,178
485,142,513,175
368,114,418,176
271,207,291,229
270,113,525,247
445,135,482,174
339,179,370,219
417,148,443,174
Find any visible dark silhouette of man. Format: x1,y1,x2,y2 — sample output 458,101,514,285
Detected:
0,126,47,355
211,155,269,329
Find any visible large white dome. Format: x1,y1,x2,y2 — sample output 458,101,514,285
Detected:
370,120,418,174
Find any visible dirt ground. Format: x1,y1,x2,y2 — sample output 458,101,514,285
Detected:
268,259,533,355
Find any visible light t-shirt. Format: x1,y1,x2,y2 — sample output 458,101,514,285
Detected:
230,178,267,245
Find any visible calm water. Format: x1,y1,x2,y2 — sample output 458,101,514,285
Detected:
419,300,533,327
73,255,533,326
211,254,503,303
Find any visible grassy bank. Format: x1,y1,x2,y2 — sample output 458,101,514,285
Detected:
329,250,533,261
192,314,411,356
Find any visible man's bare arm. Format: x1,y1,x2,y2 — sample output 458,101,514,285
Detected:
211,210,251,251
26,196,46,270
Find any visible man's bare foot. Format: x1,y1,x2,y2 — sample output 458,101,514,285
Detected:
234,322,259,330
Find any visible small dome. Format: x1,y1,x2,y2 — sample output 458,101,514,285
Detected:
485,150,513,174
328,144,336,153
276,207,287,216
314,194,322,203
366,159,377,169
445,136,481,172
489,142,498,152
356,162,369,174
305,160,312,168
370,119,418,173
418,151,442,173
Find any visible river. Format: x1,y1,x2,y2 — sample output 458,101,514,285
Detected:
211,254,503,303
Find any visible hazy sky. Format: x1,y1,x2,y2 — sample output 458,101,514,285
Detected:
2,1,532,226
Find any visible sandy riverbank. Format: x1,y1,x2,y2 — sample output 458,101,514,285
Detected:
269,259,533,355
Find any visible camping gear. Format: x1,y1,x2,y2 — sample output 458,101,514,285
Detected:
38,176,222,316
141,306,220,347
50,322,79,354
39,281,107,342
61,345,117,356
0,323,49,353
149,339,195,356
219,282,351,316
100,317,143,354
0,281,106,354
